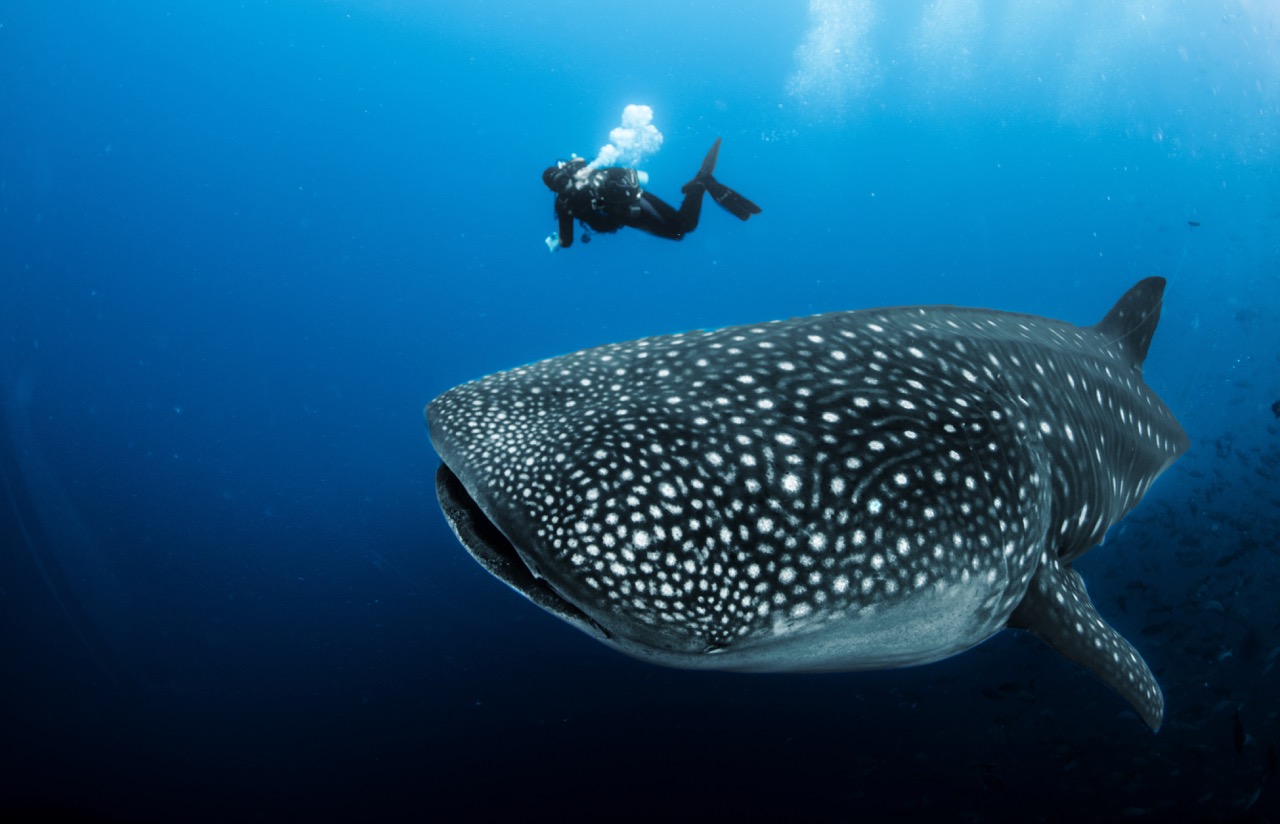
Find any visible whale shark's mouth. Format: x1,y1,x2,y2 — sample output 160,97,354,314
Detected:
434,464,610,641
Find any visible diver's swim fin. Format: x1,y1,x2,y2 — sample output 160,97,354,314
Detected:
683,137,722,194
682,137,760,220
703,177,762,221
698,137,722,179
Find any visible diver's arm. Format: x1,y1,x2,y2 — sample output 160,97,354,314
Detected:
557,201,575,248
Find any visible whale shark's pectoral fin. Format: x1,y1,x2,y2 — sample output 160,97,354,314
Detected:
1009,555,1163,731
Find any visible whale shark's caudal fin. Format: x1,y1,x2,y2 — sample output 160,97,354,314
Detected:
1093,276,1166,372
1009,554,1163,731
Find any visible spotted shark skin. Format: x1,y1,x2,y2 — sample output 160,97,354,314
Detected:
427,278,1188,730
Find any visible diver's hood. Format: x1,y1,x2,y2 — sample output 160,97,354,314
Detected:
542,158,586,192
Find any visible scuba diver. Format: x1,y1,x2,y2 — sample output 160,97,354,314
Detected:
542,137,761,249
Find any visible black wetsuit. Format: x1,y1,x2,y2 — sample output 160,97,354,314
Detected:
542,138,760,249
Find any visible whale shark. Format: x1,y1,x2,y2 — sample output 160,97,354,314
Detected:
426,278,1188,730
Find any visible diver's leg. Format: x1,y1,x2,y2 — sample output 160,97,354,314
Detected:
628,194,685,239
629,189,705,239
673,184,706,233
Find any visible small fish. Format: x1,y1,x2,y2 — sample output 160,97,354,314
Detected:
1187,220,1201,227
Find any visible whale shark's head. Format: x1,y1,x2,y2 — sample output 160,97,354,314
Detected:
429,318,1046,672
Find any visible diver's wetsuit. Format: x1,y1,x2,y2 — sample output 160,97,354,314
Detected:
542,137,760,249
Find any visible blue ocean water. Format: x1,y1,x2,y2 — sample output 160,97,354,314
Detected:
2,1,1278,820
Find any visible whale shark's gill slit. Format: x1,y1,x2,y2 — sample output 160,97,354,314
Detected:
961,389,1029,590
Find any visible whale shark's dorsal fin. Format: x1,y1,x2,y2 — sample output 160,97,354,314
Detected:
1009,554,1164,730
1092,276,1166,372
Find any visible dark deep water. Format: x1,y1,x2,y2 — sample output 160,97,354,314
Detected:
2,2,1279,821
